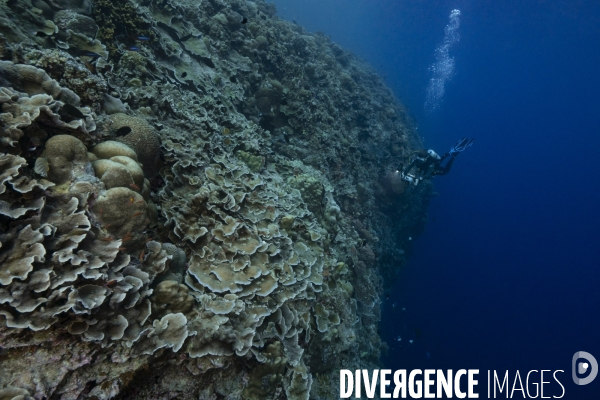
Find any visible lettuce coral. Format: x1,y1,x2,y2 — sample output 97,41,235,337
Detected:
0,0,430,397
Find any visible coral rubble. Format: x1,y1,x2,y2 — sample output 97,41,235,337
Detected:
0,0,431,398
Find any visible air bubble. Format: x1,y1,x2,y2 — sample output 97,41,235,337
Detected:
425,9,461,113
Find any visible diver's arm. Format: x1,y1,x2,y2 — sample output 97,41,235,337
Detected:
422,163,435,178
403,160,417,174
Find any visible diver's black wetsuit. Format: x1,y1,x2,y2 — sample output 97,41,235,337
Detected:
431,153,456,176
404,152,456,179
402,138,474,182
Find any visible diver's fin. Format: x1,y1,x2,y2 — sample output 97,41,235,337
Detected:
462,138,475,150
449,138,474,154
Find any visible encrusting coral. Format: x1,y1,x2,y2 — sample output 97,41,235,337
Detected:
0,0,432,398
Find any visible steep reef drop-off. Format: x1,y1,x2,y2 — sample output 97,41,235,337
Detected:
0,0,431,398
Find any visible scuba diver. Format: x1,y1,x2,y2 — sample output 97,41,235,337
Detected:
402,138,474,185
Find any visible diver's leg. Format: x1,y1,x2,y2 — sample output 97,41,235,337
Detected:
438,153,450,163
435,154,456,176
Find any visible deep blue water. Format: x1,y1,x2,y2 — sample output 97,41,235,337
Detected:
273,0,600,398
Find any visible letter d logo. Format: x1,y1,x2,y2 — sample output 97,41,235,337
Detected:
572,351,598,385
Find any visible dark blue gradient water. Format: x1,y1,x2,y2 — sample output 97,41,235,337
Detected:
272,0,600,397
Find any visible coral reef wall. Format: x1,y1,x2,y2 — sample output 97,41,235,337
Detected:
0,0,431,398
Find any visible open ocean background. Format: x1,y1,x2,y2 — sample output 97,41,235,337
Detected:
271,0,600,397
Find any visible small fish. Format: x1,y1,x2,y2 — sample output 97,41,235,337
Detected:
396,336,402,342
392,302,397,309
128,46,140,51
409,340,414,344
75,50,103,59
34,157,49,177
83,60,97,74
104,279,118,288
139,250,145,260
241,17,248,24
118,246,127,251
120,33,151,42
129,183,141,191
